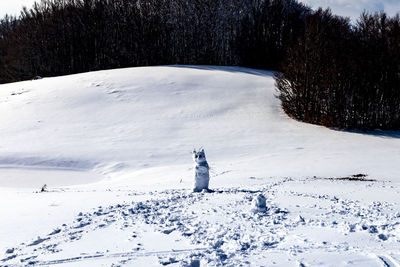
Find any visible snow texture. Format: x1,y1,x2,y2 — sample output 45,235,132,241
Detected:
0,66,399,266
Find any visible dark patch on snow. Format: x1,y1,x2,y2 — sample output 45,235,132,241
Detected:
28,237,50,247
314,174,377,182
5,248,14,254
49,229,61,235
378,234,388,241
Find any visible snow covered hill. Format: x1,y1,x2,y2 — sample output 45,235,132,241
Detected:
0,66,399,266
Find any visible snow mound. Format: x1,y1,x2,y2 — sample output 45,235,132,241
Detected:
1,65,399,188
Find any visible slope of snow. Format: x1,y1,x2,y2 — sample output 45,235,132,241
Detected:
1,66,399,266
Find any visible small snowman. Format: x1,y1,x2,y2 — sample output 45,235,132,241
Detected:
192,149,210,192
252,194,267,212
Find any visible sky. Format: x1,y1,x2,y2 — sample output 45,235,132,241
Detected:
301,0,400,21
0,0,36,18
0,0,399,21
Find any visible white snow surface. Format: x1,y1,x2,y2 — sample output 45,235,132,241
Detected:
0,66,399,266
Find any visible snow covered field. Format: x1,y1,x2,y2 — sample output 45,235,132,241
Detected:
0,66,399,266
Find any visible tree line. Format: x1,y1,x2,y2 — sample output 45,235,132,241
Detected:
1,0,399,130
276,9,400,130
0,0,309,83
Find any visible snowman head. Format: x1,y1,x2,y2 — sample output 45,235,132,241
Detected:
192,149,207,165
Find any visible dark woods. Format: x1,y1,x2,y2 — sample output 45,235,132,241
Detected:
276,9,400,130
0,0,308,83
0,0,399,130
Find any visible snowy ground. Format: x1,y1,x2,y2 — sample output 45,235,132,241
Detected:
0,66,399,266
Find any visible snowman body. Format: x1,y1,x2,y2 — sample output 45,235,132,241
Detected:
192,149,210,192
